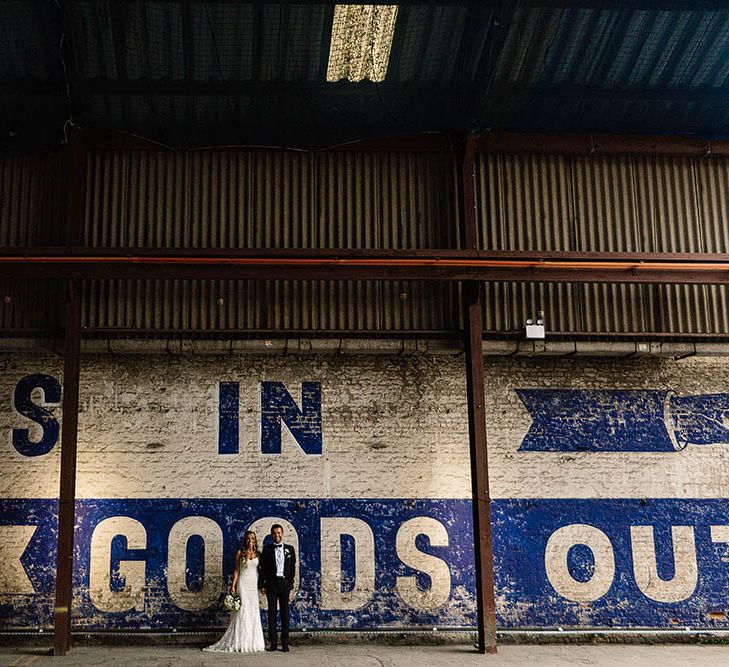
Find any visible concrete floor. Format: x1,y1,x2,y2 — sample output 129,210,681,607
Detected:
1,644,727,667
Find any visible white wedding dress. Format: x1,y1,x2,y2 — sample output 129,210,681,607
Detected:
204,556,265,653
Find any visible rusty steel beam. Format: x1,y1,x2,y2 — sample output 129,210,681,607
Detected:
0,246,729,263
463,282,498,653
75,128,453,152
1,249,729,284
53,122,88,657
460,133,497,654
33,127,729,157
4,247,729,260
47,0,729,6
53,279,82,656
472,131,729,158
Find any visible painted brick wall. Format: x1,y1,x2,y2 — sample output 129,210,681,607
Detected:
1,352,728,630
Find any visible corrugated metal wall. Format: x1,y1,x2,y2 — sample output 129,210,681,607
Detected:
0,279,61,335
2,146,729,338
475,152,729,336
84,149,459,249
82,148,461,334
81,279,462,335
0,151,65,246
0,152,65,334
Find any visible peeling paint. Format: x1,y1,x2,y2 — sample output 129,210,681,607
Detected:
1,353,729,630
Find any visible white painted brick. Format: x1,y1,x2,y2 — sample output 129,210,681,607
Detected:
2,353,729,503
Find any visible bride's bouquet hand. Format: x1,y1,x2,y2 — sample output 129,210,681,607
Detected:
223,592,242,612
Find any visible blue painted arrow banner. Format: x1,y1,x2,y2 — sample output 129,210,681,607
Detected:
517,389,729,452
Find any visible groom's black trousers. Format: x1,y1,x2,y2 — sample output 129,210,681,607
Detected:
266,577,290,648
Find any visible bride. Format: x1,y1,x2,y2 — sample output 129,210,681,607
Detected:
204,530,265,653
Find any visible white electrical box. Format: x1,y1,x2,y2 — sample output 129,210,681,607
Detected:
525,324,546,339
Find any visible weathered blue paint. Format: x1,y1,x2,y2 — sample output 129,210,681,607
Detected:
217,382,239,455
3,498,729,630
493,498,729,628
671,393,729,447
517,389,729,452
0,498,472,630
11,374,61,457
260,382,322,455
0,499,58,628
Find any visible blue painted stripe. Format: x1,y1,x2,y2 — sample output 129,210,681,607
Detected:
2,499,729,630
493,498,729,628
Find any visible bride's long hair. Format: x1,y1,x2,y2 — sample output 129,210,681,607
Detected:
239,530,261,562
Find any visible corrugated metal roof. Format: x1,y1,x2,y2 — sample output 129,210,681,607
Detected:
490,5,562,88
539,8,727,89
0,1,60,81
389,4,470,83
508,5,729,135
5,1,729,148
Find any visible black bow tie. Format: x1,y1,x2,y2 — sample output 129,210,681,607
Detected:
275,544,283,548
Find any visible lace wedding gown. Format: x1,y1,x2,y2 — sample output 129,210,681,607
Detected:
204,556,265,653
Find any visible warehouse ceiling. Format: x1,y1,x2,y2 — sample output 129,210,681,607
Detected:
3,1,729,149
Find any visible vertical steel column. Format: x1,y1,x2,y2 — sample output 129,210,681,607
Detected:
460,135,497,653
53,279,82,656
53,126,87,656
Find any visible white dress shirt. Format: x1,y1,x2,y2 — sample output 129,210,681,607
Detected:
275,543,285,577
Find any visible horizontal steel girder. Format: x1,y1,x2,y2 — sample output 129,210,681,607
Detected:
1,249,729,284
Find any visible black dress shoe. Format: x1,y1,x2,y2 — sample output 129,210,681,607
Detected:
265,646,277,651
281,646,290,652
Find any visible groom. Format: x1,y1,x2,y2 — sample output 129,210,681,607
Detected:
259,523,296,652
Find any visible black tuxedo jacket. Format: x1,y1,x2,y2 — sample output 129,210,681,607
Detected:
258,542,296,590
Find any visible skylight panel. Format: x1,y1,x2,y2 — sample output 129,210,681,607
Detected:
326,5,399,83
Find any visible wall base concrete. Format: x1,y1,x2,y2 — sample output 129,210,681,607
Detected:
2,630,729,648
4,643,729,667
